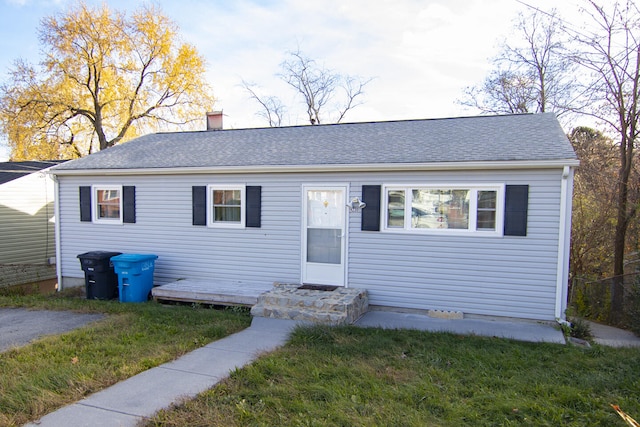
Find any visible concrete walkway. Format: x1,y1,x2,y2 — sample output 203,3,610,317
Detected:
25,312,639,426
587,320,640,348
25,317,297,427
355,311,567,343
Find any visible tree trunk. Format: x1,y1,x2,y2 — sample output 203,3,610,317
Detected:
611,135,633,324
611,221,626,324
94,107,110,152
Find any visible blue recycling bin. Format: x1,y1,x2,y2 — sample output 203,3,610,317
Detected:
110,254,158,303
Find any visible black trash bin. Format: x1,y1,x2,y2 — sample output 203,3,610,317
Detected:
77,251,122,300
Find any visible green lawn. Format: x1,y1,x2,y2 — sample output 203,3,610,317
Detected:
0,289,251,427
2,288,639,427
146,325,640,427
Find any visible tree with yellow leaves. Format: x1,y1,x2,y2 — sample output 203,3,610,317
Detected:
0,2,214,160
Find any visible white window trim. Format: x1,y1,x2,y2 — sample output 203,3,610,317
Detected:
207,184,246,228
382,183,505,236
92,185,123,224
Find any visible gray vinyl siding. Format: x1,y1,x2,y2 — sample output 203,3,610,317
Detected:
58,167,565,320
58,174,303,287
348,169,562,320
0,171,56,265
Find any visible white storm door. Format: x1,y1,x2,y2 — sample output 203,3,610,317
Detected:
302,186,347,286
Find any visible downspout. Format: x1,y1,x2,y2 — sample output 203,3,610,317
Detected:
555,166,574,320
51,173,63,292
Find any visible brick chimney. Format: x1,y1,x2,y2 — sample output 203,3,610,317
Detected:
206,111,223,131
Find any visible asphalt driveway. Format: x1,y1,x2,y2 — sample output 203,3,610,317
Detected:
0,308,104,352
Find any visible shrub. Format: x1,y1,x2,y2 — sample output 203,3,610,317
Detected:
569,317,593,340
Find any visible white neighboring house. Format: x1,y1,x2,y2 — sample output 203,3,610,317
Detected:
0,161,65,287
49,113,578,321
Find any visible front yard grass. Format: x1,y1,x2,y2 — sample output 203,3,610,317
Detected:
147,325,640,427
0,289,251,427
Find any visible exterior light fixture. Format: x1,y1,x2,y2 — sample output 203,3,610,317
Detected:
347,196,366,213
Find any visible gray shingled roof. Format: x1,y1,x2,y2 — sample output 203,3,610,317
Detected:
53,113,576,172
0,160,67,184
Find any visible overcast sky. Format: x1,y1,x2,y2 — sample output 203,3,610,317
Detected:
0,0,580,161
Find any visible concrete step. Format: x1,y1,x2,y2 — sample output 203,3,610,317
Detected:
251,283,368,326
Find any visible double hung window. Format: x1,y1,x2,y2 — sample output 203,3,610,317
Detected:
93,186,122,224
208,185,245,227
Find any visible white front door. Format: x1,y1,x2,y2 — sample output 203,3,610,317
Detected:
302,185,347,286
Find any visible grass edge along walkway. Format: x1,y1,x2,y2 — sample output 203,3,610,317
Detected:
0,291,251,427
26,317,296,426
146,325,640,427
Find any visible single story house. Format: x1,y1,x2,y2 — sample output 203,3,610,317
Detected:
50,113,578,321
0,161,65,287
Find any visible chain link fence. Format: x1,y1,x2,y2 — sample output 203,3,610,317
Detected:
568,272,640,333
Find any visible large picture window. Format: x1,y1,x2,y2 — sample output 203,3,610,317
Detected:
383,184,503,235
93,186,122,224
208,185,245,227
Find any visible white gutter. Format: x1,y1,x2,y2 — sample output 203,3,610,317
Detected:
555,165,574,320
49,159,580,177
52,174,63,292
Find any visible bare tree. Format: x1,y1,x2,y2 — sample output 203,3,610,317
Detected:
279,50,337,125
569,0,640,322
461,70,538,114
244,50,371,126
241,81,285,127
459,9,575,117
335,75,370,123
502,9,575,113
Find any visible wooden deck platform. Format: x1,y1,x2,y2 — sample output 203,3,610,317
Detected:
151,280,273,306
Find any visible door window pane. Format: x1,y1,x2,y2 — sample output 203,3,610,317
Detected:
307,228,341,264
307,190,343,227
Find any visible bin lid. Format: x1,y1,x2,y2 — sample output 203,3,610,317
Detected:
77,251,122,260
110,253,158,262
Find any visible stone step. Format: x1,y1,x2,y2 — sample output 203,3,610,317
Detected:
250,283,369,326
259,294,354,312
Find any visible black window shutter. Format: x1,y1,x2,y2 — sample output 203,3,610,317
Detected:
123,186,136,223
504,185,529,236
246,186,262,228
79,186,92,222
192,186,207,226
361,185,381,231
